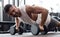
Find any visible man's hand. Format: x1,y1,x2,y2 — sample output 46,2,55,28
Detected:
39,24,44,31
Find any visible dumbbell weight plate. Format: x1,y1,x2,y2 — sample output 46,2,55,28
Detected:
18,27,24,35
10,26,16,35
41,25,48,35
31,24,40,35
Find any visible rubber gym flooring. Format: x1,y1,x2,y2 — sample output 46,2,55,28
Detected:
0,32,60,37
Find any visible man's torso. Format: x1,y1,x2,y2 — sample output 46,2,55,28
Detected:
19,5,51,25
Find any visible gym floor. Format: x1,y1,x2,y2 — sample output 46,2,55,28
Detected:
0,32,60,37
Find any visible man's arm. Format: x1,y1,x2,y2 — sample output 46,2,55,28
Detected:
32,6,48,30
26,5,48,30
15,17,20,30
32,7,48,25
40,9,48,26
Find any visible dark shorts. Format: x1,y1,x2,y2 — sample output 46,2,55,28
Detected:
50,17,59,25
48,17,59,29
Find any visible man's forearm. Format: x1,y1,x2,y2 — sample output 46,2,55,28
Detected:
15,17,20,29
40,9,48,26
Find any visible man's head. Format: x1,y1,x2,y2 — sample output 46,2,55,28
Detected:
4,4,21,17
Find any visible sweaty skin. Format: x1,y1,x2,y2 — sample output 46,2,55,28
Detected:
15,5,48,31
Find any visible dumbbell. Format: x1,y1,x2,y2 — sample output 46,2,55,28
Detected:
9,25,24,35
9,22,24,35
31,23,48,35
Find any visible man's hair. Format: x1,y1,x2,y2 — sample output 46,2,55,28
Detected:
4,4,12,13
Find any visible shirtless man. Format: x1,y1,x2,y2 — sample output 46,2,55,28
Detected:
4,4,60,31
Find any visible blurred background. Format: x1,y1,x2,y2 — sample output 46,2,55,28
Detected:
0,0,60,33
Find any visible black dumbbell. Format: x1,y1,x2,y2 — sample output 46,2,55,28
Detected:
9,25,24,35
31,23,48,35
18,27,24,35
9,22,25,35
41,25,48,35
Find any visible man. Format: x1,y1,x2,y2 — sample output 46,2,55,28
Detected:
4,4,60,32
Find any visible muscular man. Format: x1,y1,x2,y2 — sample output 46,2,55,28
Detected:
4,4,60,31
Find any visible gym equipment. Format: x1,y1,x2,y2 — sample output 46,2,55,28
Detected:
9,25,24,35
31,23,48,35
31,22,57,35
9,25,16,35
31,23,40,35
9,21,58,35
9,22,24,35
9,22,31,35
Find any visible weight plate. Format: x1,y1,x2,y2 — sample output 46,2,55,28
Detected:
10,27,16,35
31,24,39,35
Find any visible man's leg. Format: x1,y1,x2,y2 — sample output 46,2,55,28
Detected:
51,17,60,27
